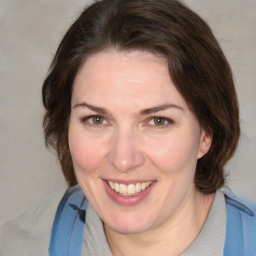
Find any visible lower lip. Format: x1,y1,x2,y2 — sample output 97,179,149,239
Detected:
103,180,156,207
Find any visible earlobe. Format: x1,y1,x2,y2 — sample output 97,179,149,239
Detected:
197,130,212,159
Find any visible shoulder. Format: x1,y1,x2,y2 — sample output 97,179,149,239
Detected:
0,188,66,256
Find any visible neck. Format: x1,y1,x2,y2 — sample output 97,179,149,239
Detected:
104,189,215,256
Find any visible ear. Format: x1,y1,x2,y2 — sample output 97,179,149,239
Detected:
197,129,212,159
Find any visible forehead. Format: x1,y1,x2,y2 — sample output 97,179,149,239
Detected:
74,50,168,86
72,50,187,109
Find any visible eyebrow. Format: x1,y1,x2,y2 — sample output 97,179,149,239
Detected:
73,102,111,116
73,102,183,115
140,104,183,115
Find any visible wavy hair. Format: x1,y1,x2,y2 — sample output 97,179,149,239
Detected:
42,0,240,193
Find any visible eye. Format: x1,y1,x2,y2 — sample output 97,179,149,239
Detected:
81,115,107,126
153,117,166,125
148,117,173,127
89,115,105,124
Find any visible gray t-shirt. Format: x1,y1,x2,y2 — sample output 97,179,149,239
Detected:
83,190,226,256
0,189,226,256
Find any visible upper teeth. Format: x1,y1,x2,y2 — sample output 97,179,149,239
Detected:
108,181,152,196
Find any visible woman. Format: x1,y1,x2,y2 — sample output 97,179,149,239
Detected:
1,0,255,255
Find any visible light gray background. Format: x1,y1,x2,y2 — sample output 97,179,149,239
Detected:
0,0,255,224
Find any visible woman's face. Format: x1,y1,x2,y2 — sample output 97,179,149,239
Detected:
69,50,211,234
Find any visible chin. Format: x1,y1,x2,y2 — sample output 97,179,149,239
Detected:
107,223,149,235
104,211,155,235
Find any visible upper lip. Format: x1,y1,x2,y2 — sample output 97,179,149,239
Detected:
103,179,156,185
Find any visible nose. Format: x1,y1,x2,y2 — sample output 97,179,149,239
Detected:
108,128,145,173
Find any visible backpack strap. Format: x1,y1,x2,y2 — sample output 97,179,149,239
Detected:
49,188,256,255
224,194,256,255
49,185,88,256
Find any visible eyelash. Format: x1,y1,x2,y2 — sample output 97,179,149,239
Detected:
80,115,174,128
81,115,108,127
148,116,174,128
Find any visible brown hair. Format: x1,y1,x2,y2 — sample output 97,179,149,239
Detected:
42,0,240,193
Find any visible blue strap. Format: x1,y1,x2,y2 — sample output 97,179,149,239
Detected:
49,185,88,256
224,195,256,256
50,188,256,255
224,199,244,255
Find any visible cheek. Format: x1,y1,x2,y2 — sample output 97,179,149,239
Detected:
69,130,107,173
144,132,200,174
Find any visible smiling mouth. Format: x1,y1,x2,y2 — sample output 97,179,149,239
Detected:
107,181,153,196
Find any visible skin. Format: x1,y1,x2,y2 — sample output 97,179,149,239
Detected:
69,50,214,256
